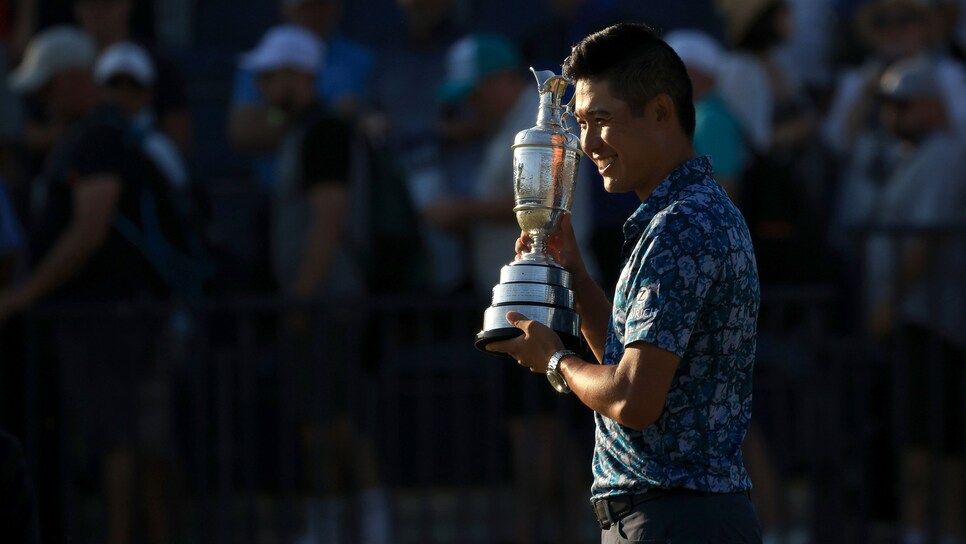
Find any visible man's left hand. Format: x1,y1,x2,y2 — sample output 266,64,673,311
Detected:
485,311,564,373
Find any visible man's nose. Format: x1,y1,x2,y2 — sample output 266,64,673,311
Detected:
581,128,601,154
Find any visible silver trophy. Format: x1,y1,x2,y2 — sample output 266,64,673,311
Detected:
475,68,583,354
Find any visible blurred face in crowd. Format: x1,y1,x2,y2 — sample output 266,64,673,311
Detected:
36,70,97,122
75,0,132,46
574,78,663,197
880,95,945,142
257,68,316,113
283,0,341,38
100,74,152,117
466,72,518,132
869,6,932,58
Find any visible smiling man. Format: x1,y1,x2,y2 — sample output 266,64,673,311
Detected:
485,23,762,543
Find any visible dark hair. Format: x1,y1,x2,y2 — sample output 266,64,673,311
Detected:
562,23,695,138
734,1,787,53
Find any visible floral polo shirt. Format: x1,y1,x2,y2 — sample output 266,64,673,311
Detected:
591,155,759,499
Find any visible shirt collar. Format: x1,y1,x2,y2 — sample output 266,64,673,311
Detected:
622,155,714,242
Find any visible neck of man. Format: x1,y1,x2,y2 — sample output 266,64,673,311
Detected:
634,142,697,202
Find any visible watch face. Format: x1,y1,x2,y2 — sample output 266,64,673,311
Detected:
547,371,569,393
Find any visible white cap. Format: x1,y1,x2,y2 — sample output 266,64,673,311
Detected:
664,29,724,79
94,41,156,86
240,24,323,74
8,26,96,93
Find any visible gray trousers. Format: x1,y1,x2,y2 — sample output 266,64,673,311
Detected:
600,491,761,543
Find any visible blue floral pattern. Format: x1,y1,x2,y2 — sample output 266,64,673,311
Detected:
591,156,759,499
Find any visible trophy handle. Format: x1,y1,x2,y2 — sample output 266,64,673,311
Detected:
562,93,578,133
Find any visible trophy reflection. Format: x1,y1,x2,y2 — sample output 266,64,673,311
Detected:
475,68,583,354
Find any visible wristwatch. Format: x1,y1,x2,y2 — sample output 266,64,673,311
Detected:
547,350,575,394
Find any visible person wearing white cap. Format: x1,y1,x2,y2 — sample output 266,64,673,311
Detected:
7,25,97,154
241,24,393,544
95,41,191,197
665,30,748,203
74,0,193,151
228,0,373,190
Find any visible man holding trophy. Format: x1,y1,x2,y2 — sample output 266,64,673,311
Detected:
482,23,762,542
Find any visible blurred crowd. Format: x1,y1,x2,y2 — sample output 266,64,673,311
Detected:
0,0,965,542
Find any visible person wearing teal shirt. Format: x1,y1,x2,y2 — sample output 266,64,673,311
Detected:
666,30,747,204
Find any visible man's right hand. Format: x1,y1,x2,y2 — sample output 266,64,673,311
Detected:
514,213,589,281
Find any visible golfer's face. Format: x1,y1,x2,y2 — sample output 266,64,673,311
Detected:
574,78,658,195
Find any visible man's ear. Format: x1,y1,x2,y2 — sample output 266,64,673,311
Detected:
649,93,675,127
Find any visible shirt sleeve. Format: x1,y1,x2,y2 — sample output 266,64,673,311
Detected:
301,117,352,188
623,208,718,356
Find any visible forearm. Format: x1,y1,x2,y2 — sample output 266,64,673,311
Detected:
19,226,103,305
291,224,339,298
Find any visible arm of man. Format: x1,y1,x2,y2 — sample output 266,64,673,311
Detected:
488,312,679,430
0,175,120,318
422,193,514,232
290,183,348,298
289,115,353,297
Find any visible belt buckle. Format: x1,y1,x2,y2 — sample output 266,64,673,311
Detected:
593,498,614,530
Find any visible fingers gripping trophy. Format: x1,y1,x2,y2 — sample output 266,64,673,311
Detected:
475,68,584,355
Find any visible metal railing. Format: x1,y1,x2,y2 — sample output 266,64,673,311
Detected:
2,222,962,543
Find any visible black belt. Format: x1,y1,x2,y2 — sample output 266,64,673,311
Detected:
591,488,709,530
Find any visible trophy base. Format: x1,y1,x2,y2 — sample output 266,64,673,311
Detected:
475,262,583,358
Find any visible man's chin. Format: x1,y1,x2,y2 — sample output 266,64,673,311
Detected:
602,178,622,193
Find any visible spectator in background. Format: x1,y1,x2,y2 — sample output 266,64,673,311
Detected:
73,0,192,151
94,42,190,201
665,30,748,202
229,0,373,181
241,25,392,544
855,57,966,544
362,0,465,292
823,0,966,156
1,26,193,544
716,0,830,285
773,0,836,103
92,40,210,271
227,0,373,292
